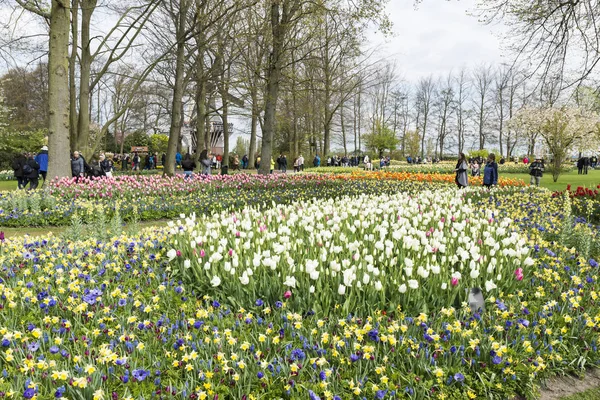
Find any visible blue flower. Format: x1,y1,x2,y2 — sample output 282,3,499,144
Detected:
308,390,321,400
23,388,36,399
319,371,327,381
212,300,220,308
118,298,127,306
375,389,388,399
257,371,264,379
27,342,39,352
49,346,59,354
255,299,264,307
453,373,465,383
492,355,502,365
132,369,149,381
54,386,65,398
590,259,598,268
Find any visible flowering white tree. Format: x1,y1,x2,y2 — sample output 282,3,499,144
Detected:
510,107,598,182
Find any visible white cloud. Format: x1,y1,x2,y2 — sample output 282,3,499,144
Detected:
368,0,508,82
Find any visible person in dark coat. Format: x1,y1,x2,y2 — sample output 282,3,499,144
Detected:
181,153,196,179
529,157,544,186
71,151,85,181
584,157,590,175
24,153,40,190
281,155,287,172
483,153,499,188
577,157,585,174
12,152,28,189
35,146,49,182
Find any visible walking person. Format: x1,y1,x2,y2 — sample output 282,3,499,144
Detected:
71,151,85,182
200,150,212,175
11,152,28,189
529,157,544,186
181,153,196,180
242,154,248,169
35,146,49,183
584,157,590,175
455,152,468,189
298,154,304,171
577,157,584,174
483,153,499,188
24,153,40,190
281,155,287,172
99,154,114,178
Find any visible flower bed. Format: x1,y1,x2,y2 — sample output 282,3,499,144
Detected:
0,173,521,228
0,184,599,399
168,189,533,315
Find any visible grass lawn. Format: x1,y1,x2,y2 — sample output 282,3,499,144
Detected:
509,169,600,191
560,387,600,399
0,219,168,239
0,180,17,191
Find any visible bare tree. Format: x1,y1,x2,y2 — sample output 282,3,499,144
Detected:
472,64,494,150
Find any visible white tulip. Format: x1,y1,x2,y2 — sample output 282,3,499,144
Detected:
183,259,191,269
398,284,407,293
408,280,419,289
470,269,480,279
374,281,383,291
210,276,221,287
338,284,346,295
441,282,447,290
485,280,497,291
363,274,370,284
239,274,249,285
167,249,177,261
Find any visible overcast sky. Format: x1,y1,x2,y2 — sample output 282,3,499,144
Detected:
368,0,508,83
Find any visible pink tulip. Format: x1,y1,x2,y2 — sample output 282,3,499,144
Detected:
451,277,459,286
515,268,523,281
283,291,292,299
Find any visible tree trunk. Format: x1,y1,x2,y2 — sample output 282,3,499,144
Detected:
68,0,78,151
47,0,72,180
164,0,188,177
76,0,96,156
340,102,347,155
221,84,230,169
259,1,284,175
249,96,258,166
194,57,207,161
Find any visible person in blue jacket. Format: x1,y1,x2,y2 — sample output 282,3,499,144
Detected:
175,152,182,168
483,153,498,188
35,146,49,183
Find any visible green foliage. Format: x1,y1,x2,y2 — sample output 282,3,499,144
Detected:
364,121,399,157
123,130,150,152
233,136,249,156
0,129,47,170
468,149,489,159
404,130,420,158
148,134,169,154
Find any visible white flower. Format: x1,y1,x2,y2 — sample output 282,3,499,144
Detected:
485,280,497,292
404,258,414,268
362,274,370,285
239,273,249,285
167,249,177,261
283,276,297,288
404,267,413,277
441,282,447,290
523,257,535,266
430,265,440,274
374,281,383,291
210,276,221,287
183,259,190,269
398,284,407,293
470,269,480,279
338,284,346,295
408,280,419,289
309,270,320,280
309,285,315,293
